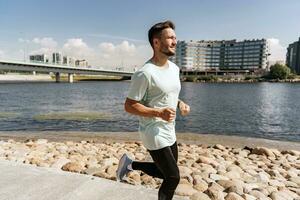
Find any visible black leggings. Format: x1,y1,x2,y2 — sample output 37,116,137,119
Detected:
132,142,180,200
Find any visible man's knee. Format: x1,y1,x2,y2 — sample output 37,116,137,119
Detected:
166,171,180,188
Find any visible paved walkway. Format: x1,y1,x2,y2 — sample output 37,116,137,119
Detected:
0,160,187,200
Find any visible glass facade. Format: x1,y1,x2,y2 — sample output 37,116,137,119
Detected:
286,38,300,74
171,39,269,71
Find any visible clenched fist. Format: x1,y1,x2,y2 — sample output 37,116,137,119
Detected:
178,100,190,116
158,108,176,122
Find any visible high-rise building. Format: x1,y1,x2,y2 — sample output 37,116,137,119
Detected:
171,39,269,71
286,37,300,74
75,59,88,67
29,54,49,63
52,52,62,64
63,56,75,66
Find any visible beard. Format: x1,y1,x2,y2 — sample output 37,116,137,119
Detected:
161,48,175,57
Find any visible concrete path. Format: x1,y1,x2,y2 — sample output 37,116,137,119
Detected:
0,160,187,200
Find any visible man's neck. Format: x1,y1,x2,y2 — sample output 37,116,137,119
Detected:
151,53,168,67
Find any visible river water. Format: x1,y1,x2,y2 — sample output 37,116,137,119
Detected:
0,81,299,142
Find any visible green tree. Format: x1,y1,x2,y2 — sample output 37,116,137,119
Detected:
269,64,291,80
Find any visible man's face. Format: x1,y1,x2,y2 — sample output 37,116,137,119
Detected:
156,28,177,56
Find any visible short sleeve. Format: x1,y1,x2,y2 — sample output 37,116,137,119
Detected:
127,71,149,101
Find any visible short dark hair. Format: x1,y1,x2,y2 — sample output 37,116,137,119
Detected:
148,20,175,48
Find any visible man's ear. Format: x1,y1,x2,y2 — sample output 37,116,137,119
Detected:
153,38,160,48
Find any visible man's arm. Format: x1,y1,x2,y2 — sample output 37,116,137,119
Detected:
124,98,176,122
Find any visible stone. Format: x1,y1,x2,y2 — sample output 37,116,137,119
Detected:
190,192,211,200
50,158,71,169
175,183,198,196
214,144,226,151
100,157,119,168
83,167,103,175
210,173,230,181
225,192,244,200
193,176,208,192
270,191,294,200
248,190,268,199
252,147,275,157
141,174,156,186
225,184,244,196
61,162,85,173
243,183,260,194
196,156,219,167
106,165,118,177
224,170,241,180
127,171,141,185
241,194,256,200
269,179,285,187
281,150,300,156
256,171,270,183
289,176,300,186
36,139,48,145
206,182,225,200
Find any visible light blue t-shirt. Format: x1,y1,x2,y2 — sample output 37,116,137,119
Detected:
127,60,181,150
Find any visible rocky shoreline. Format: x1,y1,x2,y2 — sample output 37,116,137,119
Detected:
0,134,299,200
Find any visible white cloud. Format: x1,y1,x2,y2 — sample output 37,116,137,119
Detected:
62,38,94,59
29,37,58,57
97,40,151,69
32,37,57,48
267,38,286,62
16,36,152,70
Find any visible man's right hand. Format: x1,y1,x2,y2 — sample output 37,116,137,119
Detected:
158,108,176,122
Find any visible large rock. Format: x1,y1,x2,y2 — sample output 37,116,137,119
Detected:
36,139,48,145
225,192,244,200
269,179,285,187
256,171,270,183
51,157,71,168
242,194,257,200
214,144,226,151
175,183,198,196
289,176,300,186
225,184,244,196
252,147,275,157
61,162,85,173
270,191,294,200
190,192,211,200
83,167,103,175
224,170,241,180
193,175,208,192
196,156,219,167
248,190,268,199
127,171,141,185
210,173,230,181
206,182,225,200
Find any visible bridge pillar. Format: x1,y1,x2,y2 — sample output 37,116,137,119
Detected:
55,72,60,83
32,71,36,75
68,73,74,83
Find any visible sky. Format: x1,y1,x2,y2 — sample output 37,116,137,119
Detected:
0,0,299,69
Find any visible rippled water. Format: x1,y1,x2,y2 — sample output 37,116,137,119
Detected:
0,81,299,142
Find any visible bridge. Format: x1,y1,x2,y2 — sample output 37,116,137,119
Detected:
0,60,133,83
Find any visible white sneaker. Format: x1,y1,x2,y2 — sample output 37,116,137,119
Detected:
116,154,133,181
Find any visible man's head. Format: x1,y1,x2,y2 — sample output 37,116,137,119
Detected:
148,20,177,57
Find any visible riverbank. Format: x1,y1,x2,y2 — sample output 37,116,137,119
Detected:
0,132,299,199
0,73,126,82
0,74,53,82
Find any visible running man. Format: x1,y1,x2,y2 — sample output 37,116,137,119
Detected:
116,20,190,200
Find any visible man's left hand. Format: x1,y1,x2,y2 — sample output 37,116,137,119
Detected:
178,100,190,116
